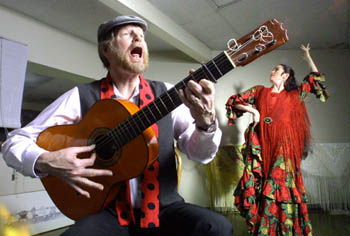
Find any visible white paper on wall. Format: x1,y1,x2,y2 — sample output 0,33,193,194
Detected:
0,191,74,235
0,37,28,128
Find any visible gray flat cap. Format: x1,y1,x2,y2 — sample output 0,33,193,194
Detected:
98,15,148,43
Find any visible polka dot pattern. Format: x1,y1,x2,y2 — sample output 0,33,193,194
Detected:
114,182,135,226
148,165,155,171
140,160,159,227
138,76,160,228
148,203,155,209
145,94,152,100
100,74,160,228
100,74,115,100
147,183,155,190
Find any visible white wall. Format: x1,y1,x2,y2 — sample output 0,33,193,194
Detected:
0,4,105,80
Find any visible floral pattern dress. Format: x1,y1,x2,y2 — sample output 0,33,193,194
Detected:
225,72,329,236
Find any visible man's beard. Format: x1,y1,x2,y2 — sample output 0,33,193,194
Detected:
112,46,149,74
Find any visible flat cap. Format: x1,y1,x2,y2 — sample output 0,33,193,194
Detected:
98,15,148,43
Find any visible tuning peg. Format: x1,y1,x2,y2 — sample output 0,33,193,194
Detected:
266,40,277,47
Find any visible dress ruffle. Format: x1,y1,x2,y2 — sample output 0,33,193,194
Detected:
226,86,262,125
234,125,313,235
300,72,329,102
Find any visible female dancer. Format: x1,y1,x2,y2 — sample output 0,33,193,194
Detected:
225,44,329,235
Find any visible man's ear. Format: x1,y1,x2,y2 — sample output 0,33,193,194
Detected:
102,44,109,55
101,45,111,62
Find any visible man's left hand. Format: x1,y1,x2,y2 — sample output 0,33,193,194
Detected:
178,79,216,129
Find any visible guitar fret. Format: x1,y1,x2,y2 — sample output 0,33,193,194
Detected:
211,59,223,77
165,90,176,108
109,129,122,148
114,125,128,146
120,122,134,143
201,63,217,82
148,103,163,123
141,107,153,126
158,96,170,114
189,73,197,83
155,97,169,116
135,112,147,131
152,102,164,118
146,104,160,122
181,80,187,89
128,117,142,137
124,120,136,138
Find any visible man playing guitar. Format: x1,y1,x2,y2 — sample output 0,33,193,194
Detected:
2,15,233,236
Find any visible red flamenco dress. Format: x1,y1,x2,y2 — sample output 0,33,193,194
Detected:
225,72,329,236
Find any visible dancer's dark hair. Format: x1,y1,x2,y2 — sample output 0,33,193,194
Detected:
281,64,298,91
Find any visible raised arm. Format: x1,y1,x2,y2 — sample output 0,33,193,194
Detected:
301,43,319,72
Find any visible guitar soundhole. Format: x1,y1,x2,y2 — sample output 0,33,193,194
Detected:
88,128,122,167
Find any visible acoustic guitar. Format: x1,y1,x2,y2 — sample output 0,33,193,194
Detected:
37,19,288,220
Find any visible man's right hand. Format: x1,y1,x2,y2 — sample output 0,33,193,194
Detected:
35,144,113,198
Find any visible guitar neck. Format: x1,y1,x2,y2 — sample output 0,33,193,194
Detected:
108,52,234,147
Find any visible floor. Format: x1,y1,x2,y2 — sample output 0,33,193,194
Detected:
35,210,350,236
226,209,350,236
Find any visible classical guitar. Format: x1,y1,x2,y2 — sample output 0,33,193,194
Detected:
37,19,288,220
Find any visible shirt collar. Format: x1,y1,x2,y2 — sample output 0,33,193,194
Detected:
112,75,140,102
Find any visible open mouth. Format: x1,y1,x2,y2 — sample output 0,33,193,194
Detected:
130,46,143,59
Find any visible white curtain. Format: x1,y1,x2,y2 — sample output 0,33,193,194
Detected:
301,142,350,214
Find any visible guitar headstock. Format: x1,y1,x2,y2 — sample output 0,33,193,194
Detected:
225,19,288,67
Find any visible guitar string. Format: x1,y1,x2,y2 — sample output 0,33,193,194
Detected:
116,25,278,144
94,37,257,152
94,55,234,152
94,36,257,152
94,53,228,152
94,32,270,152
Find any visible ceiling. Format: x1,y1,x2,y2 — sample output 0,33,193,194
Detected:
0,0,349,110
1,0,349,53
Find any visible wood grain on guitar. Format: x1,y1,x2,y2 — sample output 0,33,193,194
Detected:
37,19,288,220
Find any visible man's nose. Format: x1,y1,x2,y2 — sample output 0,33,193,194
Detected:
132,32,142,41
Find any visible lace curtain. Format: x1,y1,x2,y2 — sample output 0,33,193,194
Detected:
301,143,350,213
205,143,350,214
205,145,244,213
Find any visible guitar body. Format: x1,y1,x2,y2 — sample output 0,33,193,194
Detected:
37,99,159,220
